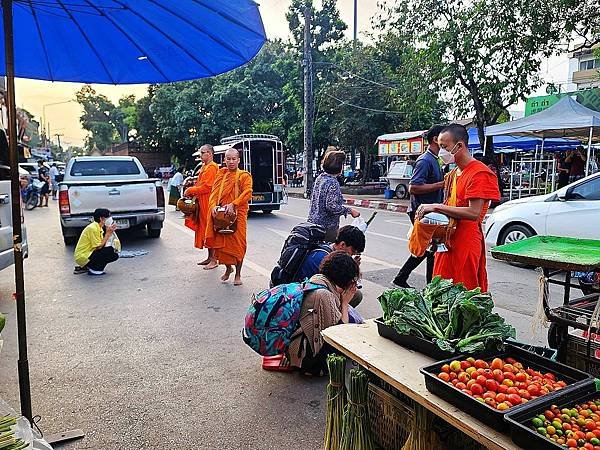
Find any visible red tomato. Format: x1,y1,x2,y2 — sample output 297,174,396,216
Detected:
474,359,488,369
504,372,516,382
497,384,509,394
518,389,531,400
467,379,477,390
460,360,472,370
544,372,556,381
515,372,527,382
441,364,451,373
484,397,497,408
527,384,540,396
503,363,515,373
483,369,494,379
490,358,503,370
449,372,457,381
462,389,473,396
492,369,504,383
496,393,506,403
507,387,519,395
485,379,499,392
476,375,487,385
507,394,522,405
438,372,450,382
505,357,517,364
587,421,597,431
458,372,470,383
455,382,466,390
471,384,484,396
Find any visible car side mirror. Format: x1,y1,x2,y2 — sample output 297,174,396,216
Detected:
558,187,574,201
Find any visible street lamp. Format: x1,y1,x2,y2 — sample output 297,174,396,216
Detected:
41,99,75,146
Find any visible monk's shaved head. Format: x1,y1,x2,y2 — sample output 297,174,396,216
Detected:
225,148,239,158
224,148,241,171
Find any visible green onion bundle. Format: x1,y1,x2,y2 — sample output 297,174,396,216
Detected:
0,415,29,450
340,369,374,450
323,354,346,450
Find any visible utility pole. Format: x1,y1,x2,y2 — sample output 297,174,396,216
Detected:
350,0,358,171
55,133,63,158
353,0,358,42
302,2,314,197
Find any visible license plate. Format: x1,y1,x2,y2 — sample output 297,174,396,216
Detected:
115,219,129,229
252,194,265,202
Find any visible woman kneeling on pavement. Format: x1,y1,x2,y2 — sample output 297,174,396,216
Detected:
287,250,359,376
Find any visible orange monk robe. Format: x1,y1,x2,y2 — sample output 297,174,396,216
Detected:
205,168,253,265
433,160,500,292
184,161,219,249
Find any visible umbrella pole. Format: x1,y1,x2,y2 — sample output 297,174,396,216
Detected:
586,126,593,177
3,2,84,445
2,0,32,423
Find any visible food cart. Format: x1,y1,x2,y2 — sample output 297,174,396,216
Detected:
491,236,600,376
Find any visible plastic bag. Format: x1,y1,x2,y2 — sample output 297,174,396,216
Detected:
0,400,53,450
351,216,367,233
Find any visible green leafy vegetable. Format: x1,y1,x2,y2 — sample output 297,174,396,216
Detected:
377,276,516,354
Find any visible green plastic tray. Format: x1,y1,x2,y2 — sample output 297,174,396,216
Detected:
491,236,600,271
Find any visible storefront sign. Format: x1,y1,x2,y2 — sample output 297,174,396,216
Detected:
525,88,600,116
378,138,425,156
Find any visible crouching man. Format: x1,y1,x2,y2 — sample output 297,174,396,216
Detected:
73,208,120,276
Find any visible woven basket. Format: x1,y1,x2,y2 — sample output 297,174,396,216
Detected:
368,382,413,450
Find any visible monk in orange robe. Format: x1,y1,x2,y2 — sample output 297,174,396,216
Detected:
205,148,253,285
416,124,500,291
184,144,219,266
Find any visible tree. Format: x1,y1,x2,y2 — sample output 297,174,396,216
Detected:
380,0,568,159
75,85,120,153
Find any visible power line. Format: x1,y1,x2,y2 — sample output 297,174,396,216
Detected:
315,61,400,90
322,92,406,114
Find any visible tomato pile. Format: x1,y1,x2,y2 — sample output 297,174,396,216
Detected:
437,356,567,410
530,400,600,449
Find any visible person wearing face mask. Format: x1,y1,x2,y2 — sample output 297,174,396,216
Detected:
73,208,120,276
393,125,446,288
415,124,500,292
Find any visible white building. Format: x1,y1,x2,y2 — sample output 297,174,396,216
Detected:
569,44,600,90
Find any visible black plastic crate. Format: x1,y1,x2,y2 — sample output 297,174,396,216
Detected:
420,343,594,431
374,317,454,360
505,381,598,450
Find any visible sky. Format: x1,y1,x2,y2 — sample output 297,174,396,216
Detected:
14,0,567,148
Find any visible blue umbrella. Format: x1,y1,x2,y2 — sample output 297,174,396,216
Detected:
0,0,265,429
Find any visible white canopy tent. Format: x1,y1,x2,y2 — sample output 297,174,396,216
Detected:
485,96,600,175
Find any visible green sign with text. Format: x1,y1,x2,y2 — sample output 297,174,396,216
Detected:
525,88,600,116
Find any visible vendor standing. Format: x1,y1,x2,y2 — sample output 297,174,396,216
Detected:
416,124,500,291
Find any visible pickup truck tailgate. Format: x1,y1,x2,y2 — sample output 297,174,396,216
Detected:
67,181,158,215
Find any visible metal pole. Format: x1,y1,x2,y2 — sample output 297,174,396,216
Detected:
586,126,593,177
302,2,314,197
2,0,33,423
353,0,357,41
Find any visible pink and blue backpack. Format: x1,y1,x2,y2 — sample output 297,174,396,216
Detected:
243,281,325,356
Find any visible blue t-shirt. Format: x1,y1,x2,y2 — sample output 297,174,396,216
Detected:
295,246,332,282
409,149,444,212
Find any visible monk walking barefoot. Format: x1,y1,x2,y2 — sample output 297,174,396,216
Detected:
205,148,253,286
184,144,219,267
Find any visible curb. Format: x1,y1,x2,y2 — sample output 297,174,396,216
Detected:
344,198,408,213
287,191,408,213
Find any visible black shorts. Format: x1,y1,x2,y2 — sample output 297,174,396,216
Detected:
40,182,49,195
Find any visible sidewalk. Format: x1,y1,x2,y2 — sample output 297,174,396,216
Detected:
287,186,409,213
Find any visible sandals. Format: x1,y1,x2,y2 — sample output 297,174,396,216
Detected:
262,354,293,372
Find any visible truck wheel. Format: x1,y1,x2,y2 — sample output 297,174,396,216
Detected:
395,184,408,199
147,225,161,238
63,234,77,245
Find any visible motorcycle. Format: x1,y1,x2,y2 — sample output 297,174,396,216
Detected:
22,178,44,210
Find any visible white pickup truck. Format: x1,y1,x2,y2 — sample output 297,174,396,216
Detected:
58,156,165,245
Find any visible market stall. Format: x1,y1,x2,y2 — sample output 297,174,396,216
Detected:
319,272,600,450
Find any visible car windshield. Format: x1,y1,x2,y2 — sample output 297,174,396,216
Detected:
70,160,140,176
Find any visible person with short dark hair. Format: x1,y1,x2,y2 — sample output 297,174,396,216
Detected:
73,208,119,275
393,125,445,288
308,149,360,242
37,160,50,207
566,147,586,182
416,123,500,291
288,251,360,375
294,225,365,307
49,163,59,200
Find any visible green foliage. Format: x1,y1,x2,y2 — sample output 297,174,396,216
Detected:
378,0,570,158
379,276,516,353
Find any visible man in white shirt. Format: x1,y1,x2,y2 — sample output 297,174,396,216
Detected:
168,167,185,208
49,163,60,200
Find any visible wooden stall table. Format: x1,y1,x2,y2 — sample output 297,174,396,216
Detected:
322,320,521,450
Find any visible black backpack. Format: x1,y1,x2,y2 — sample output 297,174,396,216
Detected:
270,222,328,286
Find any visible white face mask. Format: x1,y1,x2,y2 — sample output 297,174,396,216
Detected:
439,143,458,165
